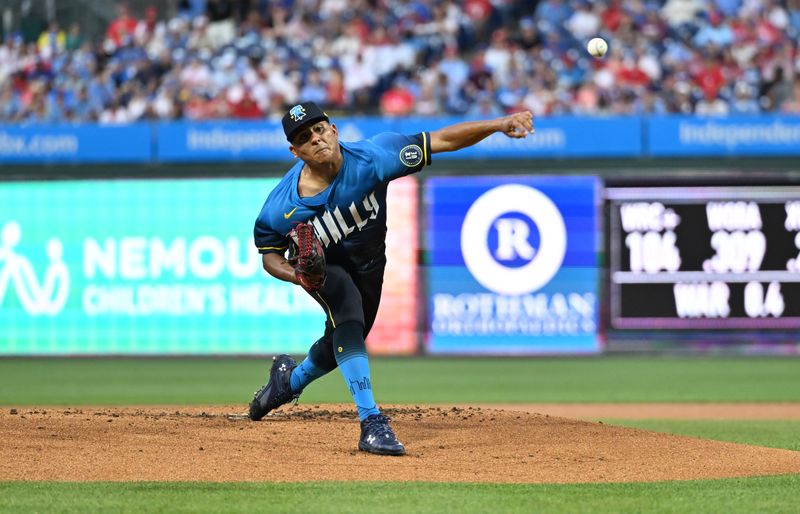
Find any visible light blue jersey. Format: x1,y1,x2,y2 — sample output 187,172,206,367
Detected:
254,132,431,267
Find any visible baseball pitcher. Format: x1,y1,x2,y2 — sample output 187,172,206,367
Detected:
250,101,533,455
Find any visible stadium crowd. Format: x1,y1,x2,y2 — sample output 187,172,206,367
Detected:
0,0,799,123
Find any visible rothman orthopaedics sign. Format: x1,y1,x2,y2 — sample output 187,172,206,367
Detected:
425,176,600,355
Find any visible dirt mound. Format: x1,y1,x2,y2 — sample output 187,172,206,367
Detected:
1,405,798,483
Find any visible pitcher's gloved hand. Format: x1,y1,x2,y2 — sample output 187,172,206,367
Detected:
287,223,326,292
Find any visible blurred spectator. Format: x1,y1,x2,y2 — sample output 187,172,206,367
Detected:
65,23,84,52
695,90,730,116
661,0,704,29
299,69,328,106
326,68,348,108
484,29,512,83
693,53,726,98
730,82,761,114
789,0,800,35
106,3,138,48
535,0,571,29
228,88,263,119
781,81,800,112
764,67,795,111
468,91,503,117
694,11,734,48
206,0,236,48
380,86,415,116
178,0,208,19
37,22,65,59
565,1,601,41
415,81,444,116
515,17,542,50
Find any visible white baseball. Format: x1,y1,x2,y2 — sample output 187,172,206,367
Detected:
587,37,608,58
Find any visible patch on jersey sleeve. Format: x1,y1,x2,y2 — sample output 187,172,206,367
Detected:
399,144,423,167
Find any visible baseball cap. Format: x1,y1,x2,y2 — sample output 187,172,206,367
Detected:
282,101,330,143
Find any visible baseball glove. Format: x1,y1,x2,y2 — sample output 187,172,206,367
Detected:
287,222,326,292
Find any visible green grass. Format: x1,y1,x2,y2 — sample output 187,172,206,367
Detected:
1,476,799,514
605,419,800,451
1,357,799,405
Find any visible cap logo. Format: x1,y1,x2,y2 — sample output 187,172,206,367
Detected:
289,105,306,122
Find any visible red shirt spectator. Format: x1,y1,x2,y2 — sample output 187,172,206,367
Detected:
326,69,348,108
693,58,726,97
464,0,491,22
617,60,650,87
106,4,138,46
756,19,782,45
380,87,415,116
602,0,624,32
230,92,263,119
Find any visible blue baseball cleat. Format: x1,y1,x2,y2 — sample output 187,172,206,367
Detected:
248,355,299,421
358,414,406,456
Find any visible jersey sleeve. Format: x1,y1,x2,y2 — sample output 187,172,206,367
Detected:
366,132,432,182
254,217,290,255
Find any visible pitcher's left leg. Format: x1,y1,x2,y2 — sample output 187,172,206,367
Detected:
333,320,405,456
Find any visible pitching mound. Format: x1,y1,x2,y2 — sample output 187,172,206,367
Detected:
1,405,799,483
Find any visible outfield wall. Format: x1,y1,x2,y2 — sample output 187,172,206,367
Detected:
3,173,799,356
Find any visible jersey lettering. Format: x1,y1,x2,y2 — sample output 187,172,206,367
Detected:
321,210,343,244
333,207,356,237
310,191,380,248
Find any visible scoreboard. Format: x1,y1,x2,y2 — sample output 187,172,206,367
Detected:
607,186,800,330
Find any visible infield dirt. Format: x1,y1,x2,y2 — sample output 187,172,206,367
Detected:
2,405,799,483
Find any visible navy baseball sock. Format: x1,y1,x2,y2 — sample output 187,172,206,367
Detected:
333,321,380,421
289,356,327,394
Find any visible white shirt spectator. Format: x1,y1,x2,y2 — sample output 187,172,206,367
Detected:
0,42,17,84
695,96,730,116
180,60,212,90
341,52,378,93
99,105,131,124
593,66,616,90
565,5,601,40
127,94,148,120
329,25,362,57
484,43,512,83
739,0,764,18
364,33,416,78
153,89,175,119
638,51,662,81
266,66,299,104
251,79,272,112
146,23,168,58
768,3,790,29
661,0,704,27
320,0,348,19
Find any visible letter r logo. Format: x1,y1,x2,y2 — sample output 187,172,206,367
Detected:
493,218,535,260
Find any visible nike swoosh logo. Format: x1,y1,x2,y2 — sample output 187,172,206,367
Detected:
283,207,298,219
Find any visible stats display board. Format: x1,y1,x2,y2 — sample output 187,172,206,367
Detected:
426,176,600,355
607,187,800,330
0,177,418,355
